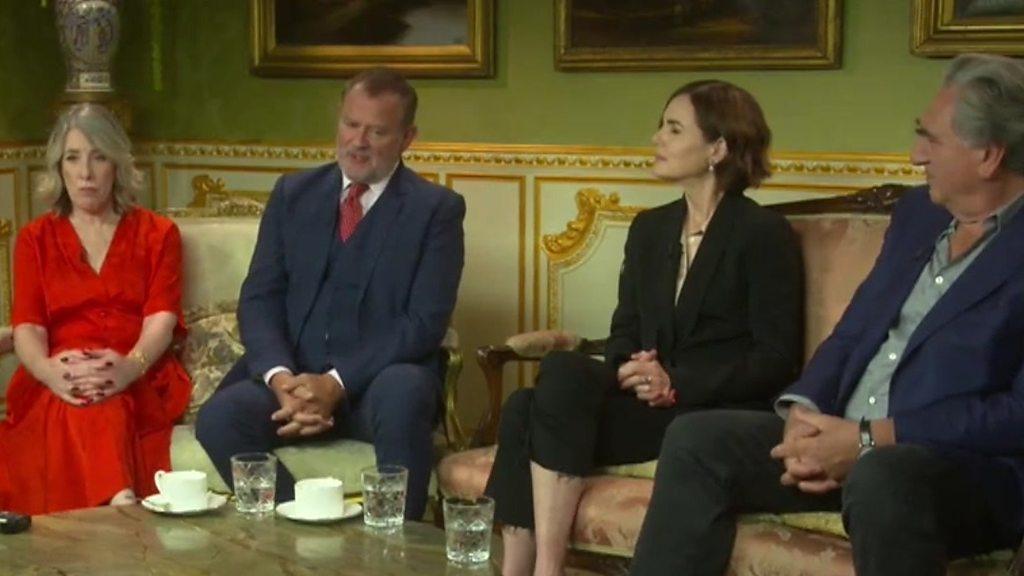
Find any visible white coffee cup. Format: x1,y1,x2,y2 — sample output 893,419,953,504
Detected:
294,477,344,519
154,470,208,512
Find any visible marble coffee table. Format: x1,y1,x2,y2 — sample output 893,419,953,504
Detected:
0,503,499,575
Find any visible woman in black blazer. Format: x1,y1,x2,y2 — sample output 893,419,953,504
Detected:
484,80,804,576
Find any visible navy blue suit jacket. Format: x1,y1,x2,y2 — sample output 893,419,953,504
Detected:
785,186,1024,518
230,162,465,400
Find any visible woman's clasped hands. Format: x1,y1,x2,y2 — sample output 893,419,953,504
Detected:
47,348,142,406
617,349,677,408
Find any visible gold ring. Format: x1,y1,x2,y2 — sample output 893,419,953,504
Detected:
645,375,653,384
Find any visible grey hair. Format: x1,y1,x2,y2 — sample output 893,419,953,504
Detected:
943,53,1024,176
36,103,143,215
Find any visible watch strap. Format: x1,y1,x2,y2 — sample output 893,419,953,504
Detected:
858,417,876,456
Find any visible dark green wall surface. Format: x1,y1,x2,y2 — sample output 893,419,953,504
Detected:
2,0,950,154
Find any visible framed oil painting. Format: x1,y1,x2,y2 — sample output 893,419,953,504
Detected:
912,0,1024,56
251,0,493,78
555,0,842,71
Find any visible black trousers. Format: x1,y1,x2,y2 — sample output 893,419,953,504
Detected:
629,410,1023,576
484,351,678,529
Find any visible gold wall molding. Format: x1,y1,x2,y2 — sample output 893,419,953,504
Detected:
187,174,270,208
67,141,921,178
543,188,644,262
0,146,44,162
141,143,335,162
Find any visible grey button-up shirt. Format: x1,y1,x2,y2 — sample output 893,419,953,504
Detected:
777,192,1024,420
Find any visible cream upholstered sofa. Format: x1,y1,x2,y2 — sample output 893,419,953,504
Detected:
0,187,464,498
437,184,1017,575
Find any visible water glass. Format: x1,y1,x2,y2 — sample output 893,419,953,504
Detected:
360,464,408,529
443,496,494,565
231,452,277,517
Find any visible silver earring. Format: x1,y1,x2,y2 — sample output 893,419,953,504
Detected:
708,162,715,173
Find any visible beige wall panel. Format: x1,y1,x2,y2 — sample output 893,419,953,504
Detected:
135,163,157,209
0,169,18,228
447,174,525,430
0,170,14,326
557,222,629,340
26,166,48,221
535,177,678,333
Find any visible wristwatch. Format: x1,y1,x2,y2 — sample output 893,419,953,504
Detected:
858,417,876,457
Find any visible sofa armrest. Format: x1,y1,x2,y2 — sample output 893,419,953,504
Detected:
472,334,606,446
440,327,468,451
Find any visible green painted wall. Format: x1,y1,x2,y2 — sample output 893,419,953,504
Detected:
3,0,950,154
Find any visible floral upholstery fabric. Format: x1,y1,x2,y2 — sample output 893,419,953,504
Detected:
179,301,243,423
437,445,1011,574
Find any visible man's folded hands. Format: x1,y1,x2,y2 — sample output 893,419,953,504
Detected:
270,372,346,437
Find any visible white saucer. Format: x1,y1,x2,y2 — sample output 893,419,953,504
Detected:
276,501,363,524
142,492,228,516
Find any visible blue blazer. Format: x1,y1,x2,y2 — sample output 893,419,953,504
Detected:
785,186,1024,518
230,162,466,400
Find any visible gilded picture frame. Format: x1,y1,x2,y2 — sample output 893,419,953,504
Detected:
250,0,494,78
555,0,842,71
912,0,1024,56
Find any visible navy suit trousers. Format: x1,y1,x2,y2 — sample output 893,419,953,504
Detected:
195,363,439,520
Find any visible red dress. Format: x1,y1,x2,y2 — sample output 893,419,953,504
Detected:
0,208,192,514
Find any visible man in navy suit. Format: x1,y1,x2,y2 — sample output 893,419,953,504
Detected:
196,68,465,520
630,54,1024,575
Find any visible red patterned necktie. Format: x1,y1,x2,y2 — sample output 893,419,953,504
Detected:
339,182,369,241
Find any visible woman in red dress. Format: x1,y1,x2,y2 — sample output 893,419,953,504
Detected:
0,104,191,514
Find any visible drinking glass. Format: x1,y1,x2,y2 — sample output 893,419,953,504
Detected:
231,452,277,517
360,464,407,529
443,497,494,565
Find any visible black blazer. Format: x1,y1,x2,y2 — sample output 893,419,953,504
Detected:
604,194,803,410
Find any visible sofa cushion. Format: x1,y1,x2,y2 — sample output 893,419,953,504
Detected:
436,449,848,547
437,446,1010,573
170,424,376,495
729,519,1010,576
787,215,889,364
177,217,260,312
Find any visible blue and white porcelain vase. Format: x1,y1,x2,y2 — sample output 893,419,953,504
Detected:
55,0,121,93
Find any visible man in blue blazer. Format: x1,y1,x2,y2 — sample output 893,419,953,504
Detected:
630,54,1024,576
196,68,465,520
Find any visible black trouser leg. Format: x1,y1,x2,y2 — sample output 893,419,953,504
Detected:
485,351,675,529
843,445,1022,576
630,410,841,576
485,387,537,528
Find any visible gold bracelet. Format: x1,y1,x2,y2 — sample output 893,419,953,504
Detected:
128,349,150,373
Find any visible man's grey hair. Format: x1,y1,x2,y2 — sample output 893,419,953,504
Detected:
943,53,1024,176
